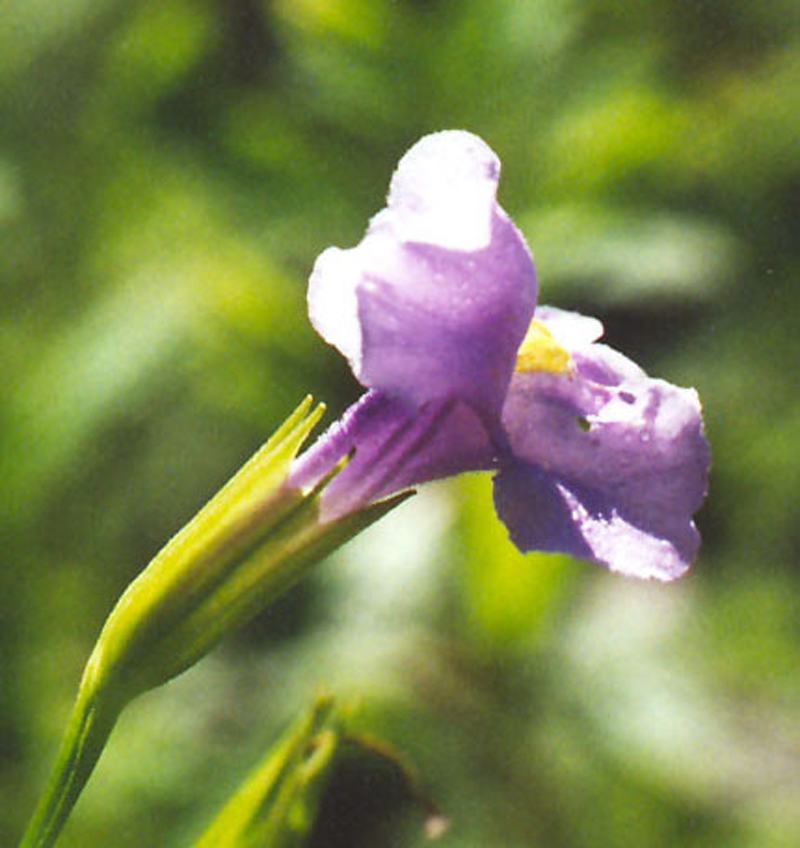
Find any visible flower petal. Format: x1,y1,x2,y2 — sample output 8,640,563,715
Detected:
289,390,496,521
533,305,604,350
496,313,709,580
493,462,700,580
307,131,537,421
385,130,502,251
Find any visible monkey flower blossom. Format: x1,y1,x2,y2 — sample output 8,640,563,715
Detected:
290,131,709,581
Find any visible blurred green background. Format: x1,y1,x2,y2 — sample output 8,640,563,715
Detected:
2,1,798,845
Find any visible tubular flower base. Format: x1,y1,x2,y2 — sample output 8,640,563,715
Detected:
291,130,709,581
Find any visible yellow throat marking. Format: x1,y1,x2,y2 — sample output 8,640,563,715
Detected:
515,319,572,374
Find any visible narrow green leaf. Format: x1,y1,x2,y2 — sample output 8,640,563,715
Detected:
194,694,340,848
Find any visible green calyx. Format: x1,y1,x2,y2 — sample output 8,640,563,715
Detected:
83,394,324,700
86,395,410,700
20,397,413,848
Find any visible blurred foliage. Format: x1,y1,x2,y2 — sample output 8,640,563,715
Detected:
2,0,798,845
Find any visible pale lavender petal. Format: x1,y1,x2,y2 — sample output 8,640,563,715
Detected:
533,305,604,350
493,463,594,559
535,305,645,385
494,462,699,580
308,131,536,421
385,130,502,250
496,315,709,580
289,390,496,521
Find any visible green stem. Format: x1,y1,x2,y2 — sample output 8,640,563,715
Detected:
20,682,120,848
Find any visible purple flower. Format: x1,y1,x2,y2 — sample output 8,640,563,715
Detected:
291,131,709,580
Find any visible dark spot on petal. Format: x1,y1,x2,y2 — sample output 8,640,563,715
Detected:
576,416,591,432
620,391,636,404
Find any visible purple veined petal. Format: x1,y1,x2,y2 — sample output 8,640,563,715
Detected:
308,131,537,423
289,390,496,521
495,325,710,580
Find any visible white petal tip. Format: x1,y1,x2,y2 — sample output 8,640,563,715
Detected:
387,130,501,250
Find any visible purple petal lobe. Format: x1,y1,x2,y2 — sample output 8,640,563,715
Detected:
493,463,595,559
289,390,495,521
308,131,537,421
494,463,698,580
496,309,710,580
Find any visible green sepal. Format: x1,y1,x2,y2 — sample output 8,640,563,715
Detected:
194,694,342,848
